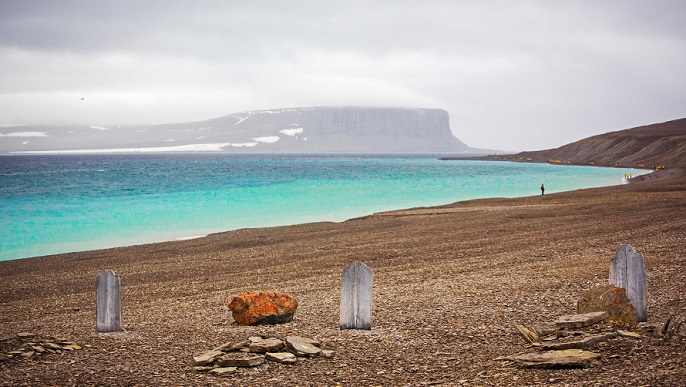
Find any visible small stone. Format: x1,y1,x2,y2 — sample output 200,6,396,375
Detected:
556,312,609,329
265,352,297,364
249,338,285,353
31,346,45,353
515,324,539,344
44,343,62,350
16,332,35,338
21,351,35,358
193,366,215,372
62,343,82,350
285,336,322,357
209,367,237,376
321,350,335,359
193,350,224,366
617,330,641,339
216,353,265,367
512,349,601,368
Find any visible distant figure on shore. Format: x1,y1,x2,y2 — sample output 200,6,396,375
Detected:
541,184,545,195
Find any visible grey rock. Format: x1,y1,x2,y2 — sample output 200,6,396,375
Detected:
321,350,335,359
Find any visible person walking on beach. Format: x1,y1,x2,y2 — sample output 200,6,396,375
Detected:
540,183,545,195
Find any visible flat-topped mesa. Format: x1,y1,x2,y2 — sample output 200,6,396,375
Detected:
0,106,473,154
303,107,452,138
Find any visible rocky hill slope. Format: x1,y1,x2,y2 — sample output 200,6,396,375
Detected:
0,107,475,154
451,117,686,169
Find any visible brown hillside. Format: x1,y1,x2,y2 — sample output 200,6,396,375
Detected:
467,118,686,169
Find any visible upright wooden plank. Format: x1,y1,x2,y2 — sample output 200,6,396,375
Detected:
609,244,647,322
96,269,122,332
340,261,373,330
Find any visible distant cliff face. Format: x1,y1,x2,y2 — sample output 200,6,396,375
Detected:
0,107,474,154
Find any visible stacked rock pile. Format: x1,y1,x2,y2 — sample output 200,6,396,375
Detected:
193,335,334,377
0,332,84,362
501,309,669,369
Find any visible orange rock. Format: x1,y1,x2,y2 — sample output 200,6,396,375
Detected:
228,291,298,325
577,286,637,327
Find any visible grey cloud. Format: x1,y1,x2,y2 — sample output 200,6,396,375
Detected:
0,1,684,151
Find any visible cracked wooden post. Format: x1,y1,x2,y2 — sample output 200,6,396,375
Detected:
96,269,122,332
609,244,647,322
340,261,373,330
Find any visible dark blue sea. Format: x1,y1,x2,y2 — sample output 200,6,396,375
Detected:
0,154,640,261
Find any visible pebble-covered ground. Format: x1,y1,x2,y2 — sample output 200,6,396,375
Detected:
1,172,685,386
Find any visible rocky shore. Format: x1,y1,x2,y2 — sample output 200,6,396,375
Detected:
1,172,685,386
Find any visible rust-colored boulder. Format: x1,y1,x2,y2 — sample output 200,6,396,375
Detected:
577,286,637,327
228,291,298,325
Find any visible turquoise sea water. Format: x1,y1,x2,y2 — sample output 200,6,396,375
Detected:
0,154,641,261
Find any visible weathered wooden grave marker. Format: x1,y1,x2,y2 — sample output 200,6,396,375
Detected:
96,269,122,332
340,261,373,330
609,244,647,322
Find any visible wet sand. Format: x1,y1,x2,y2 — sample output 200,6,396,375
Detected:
1,169,685,385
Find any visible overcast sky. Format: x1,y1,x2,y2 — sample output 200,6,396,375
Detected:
1,1,684,151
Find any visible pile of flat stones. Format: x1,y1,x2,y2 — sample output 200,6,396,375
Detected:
1,332,84,362
500,311,644,368
192,335,334,376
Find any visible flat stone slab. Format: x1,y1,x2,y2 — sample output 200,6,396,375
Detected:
285,336,322,357
265,352,297,364
193,350,224,366
617,330,641,339
209,367,237,376
542,332,616,350
249,337,285,353
216,353,265,367
556,311,609,329
513,349,601,368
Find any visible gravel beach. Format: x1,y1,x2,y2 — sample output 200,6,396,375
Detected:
1,169,685,386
